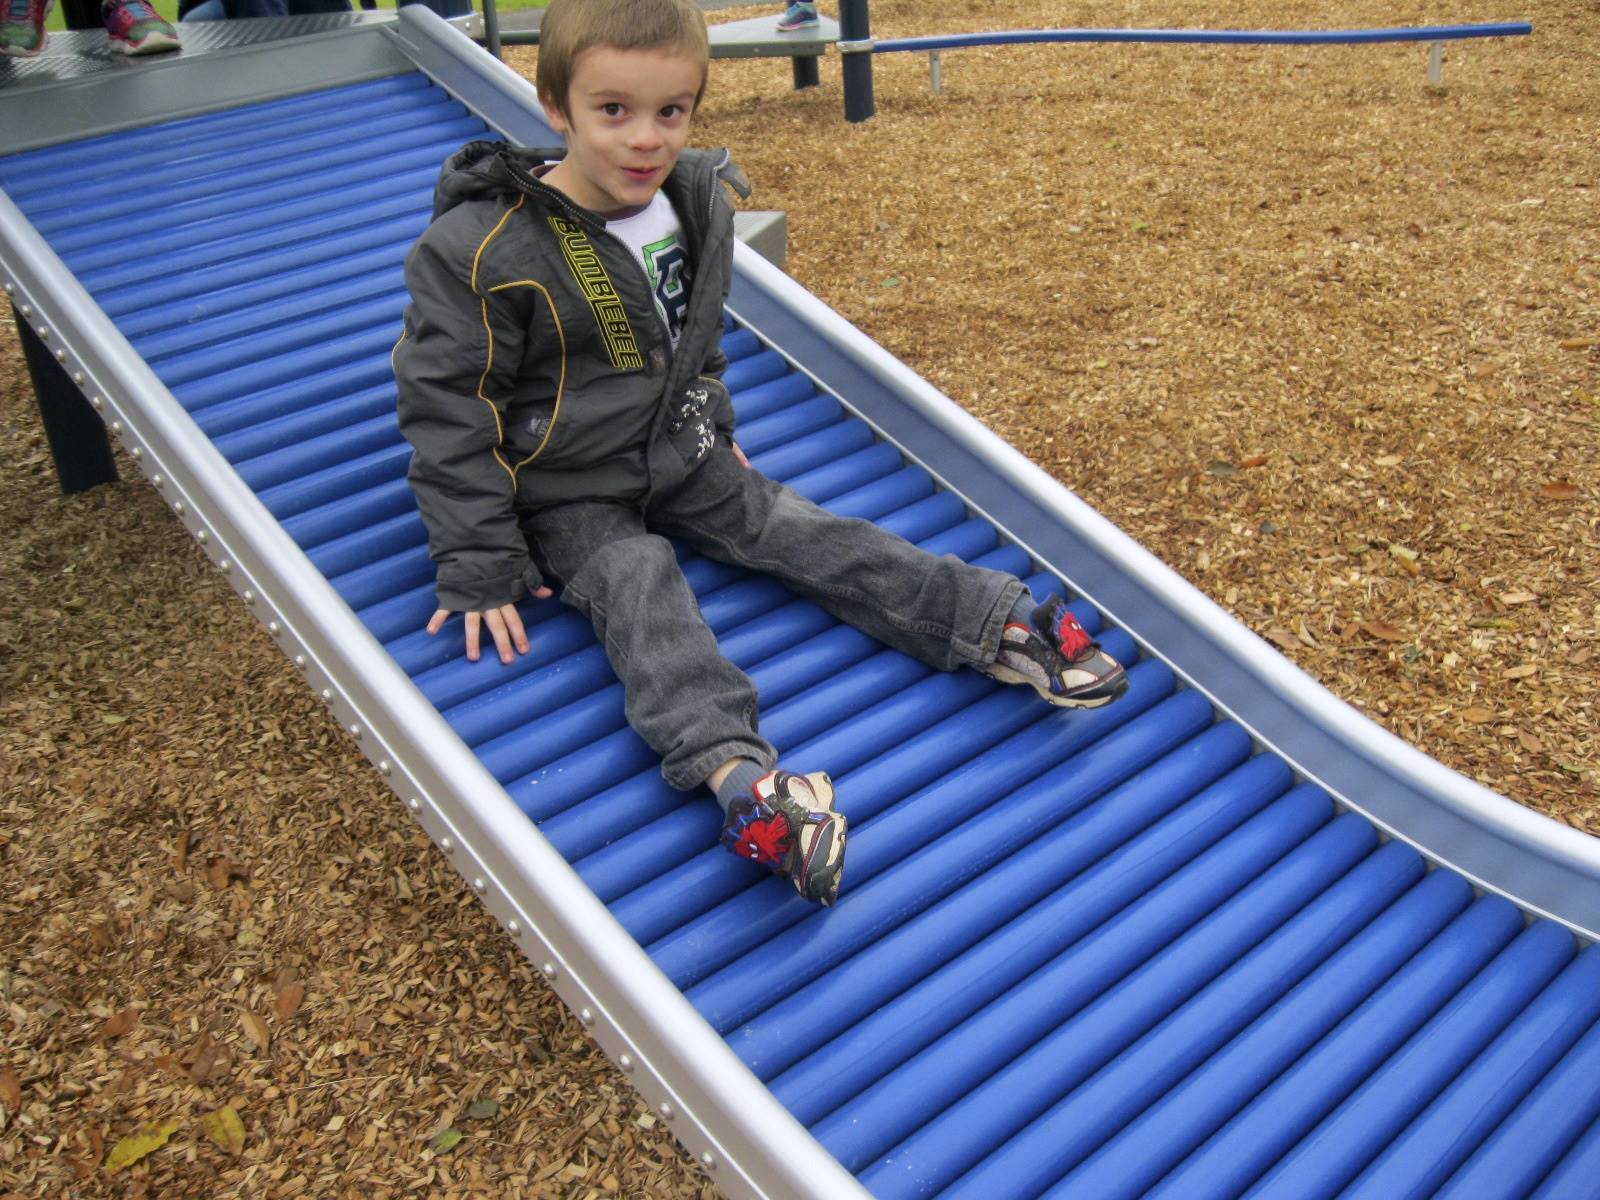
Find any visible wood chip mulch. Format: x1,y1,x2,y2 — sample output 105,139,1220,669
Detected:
2,0,1595,1194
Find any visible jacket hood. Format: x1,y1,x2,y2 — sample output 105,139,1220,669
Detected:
429,141,750,222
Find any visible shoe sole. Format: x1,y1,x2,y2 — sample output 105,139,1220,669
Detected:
109,29,180,55
986,662,1130,709
798,810,846,907
790,772,846,906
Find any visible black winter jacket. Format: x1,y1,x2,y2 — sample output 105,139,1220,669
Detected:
393,141,751,611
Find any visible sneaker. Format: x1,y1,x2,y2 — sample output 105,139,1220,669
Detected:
986,596,1129,708
102,0,178,55
720,769,847,906
1,0,52,57
775,2,817,32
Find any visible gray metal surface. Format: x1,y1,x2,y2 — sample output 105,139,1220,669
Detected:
0,15,413,153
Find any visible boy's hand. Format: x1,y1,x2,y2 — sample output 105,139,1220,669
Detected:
732,440,750,469
427,591,552,664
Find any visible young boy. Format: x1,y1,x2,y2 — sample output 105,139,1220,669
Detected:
393,0,1127,908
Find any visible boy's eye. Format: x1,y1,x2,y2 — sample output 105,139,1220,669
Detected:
660,104,687,120
601,103,625,117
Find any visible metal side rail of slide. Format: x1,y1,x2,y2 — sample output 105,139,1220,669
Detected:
4,10,1600,1199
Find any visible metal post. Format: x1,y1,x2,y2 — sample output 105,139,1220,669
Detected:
929,49,941,93
1428,40,1444,85
12,304,118,494
793,54,820,89
838,0,875,123
481,0,501,60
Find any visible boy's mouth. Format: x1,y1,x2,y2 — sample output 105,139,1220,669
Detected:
622,166,659,182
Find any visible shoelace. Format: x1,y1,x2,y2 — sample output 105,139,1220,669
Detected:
108,0,163,22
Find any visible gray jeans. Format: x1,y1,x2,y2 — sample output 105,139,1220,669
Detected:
522,443,1025,790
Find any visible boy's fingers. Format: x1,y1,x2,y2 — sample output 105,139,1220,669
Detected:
534,586,554,599
464,611,482,662
427,608,451,635
484,608,515,664
501,605,530,655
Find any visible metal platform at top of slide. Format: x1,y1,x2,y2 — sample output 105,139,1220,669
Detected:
5,10,1600,1198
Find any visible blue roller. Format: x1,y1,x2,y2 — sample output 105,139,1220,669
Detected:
1340,944,1600,1199
727,723,1263,1078
6,73,435,172
1529,1109,1600,1200
1145,893,1529,1199
1243,918,1577,1199
606,625,1146,934
722,347,792,393
955,840,1428,1199
1436,1018,1600,1198
249,432,409,512
1058,868,1475,1200
214,384,399,466
855,812,1378,1194
677,682,1213,1018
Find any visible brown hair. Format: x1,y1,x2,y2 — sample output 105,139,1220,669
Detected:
537,0,711,119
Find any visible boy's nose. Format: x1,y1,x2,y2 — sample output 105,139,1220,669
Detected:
626,122,664,151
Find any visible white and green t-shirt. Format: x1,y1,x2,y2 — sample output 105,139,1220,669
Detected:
607,192,692,349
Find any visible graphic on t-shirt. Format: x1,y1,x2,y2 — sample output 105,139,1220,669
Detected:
643,235,691,346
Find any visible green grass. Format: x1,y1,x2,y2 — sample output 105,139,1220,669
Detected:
44,0,549,33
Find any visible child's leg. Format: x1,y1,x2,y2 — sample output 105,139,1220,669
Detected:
648,443,1024,670
650,443,1127,707
528,500,848,905
523,501,775,791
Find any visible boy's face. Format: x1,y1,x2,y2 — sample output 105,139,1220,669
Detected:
542,45,704,214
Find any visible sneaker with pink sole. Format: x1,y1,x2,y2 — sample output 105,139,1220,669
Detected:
102,0,179,55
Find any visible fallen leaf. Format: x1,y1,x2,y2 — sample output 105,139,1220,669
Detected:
0,1066,20,1112
429,1128,463,1154
464,1099,499,1121
1240,455,1268,469
1206,461,1238,477
1265,628,1302,653
205,856,232,891
1558,337,1599,350
1360,620,1408,642
1539,481,1580,501
1519,730,1545,754
188,1038,229,1085
1468,616,1516,630
200,1106,245,1156
1499,591,1539,605
173,829,194,874
1374,454,1402,467
239,1010,271,1052
104,1120,180,1175
99,1008,140,1041
1296,618,1319,648
1503,664,1538,680
1461,707,1497,724
273,982,305,1023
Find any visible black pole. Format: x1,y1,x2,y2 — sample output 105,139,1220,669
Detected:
838,0,875,122
12,304,118,494
481,0,501,60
